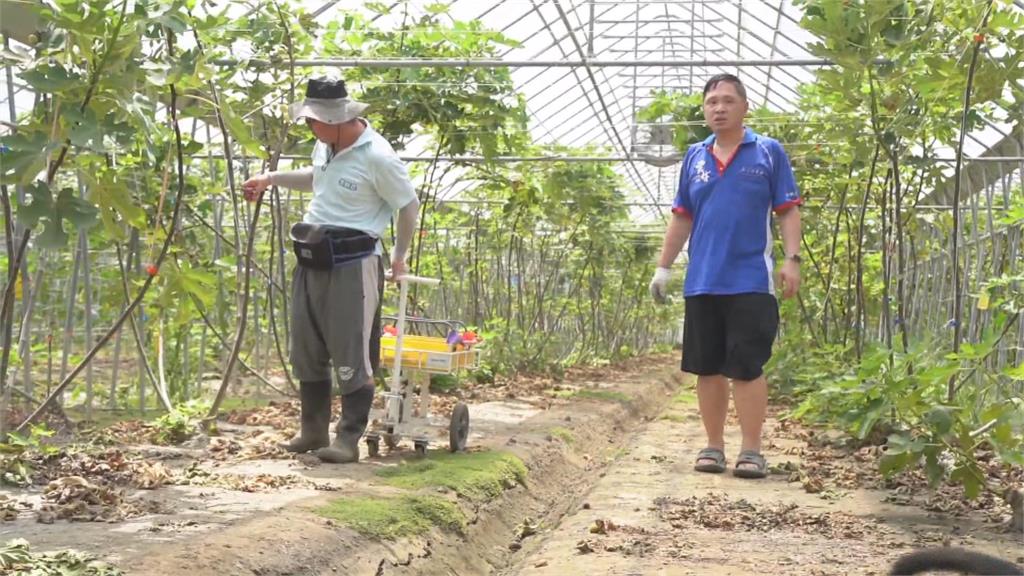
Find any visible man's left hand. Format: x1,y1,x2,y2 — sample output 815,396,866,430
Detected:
780,259,800,299
388,257,407,282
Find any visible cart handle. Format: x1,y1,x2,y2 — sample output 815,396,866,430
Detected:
386,274,439,397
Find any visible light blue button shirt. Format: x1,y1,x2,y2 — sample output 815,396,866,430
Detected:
306,121,417,252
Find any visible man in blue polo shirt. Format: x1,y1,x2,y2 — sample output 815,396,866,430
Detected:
650,73,803,479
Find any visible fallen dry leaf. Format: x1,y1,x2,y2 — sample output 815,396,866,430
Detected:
590,518,618,535
131,460,172,489
576,539,596,554
207,429,292,462
224,401,300,430
771,417,1020,525
174,462,338,493
654,493,886,540
38,475,165,523
0,494,32,521
515,517,540,540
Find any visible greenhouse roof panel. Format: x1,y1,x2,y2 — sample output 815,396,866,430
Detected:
2,0,1021,217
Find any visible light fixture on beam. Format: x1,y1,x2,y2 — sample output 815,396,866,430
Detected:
630,121,683,168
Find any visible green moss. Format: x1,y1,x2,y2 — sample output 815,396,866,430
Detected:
552,388,632,404
67,408,161,429
70,397,271,430
660,412,694,423
375,450,527,502
315,494,466,540
672,389,698,406
429,374,461,393
610,447,630,459
549,427,575,444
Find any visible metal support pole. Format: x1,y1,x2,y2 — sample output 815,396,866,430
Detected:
78,174,94,421
211,57,874,69
264,153,1024,164
586,0,596,57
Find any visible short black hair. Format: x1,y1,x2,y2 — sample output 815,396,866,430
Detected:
703,74,747,101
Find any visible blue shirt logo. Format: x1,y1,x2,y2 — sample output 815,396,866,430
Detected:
739,166,768,179
693,158,711,183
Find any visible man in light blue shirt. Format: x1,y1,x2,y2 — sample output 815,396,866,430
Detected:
243,78,420,464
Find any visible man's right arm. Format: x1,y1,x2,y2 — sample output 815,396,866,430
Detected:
649,150,696,304
657,213,692,268
269,168,314,192
242,168,314,201
649,212,692,303
661,147,695,268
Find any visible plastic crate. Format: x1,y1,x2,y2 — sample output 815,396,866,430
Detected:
380,334,481,374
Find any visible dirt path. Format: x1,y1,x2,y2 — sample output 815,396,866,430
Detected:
4,359,1021,575
502,386,1023,576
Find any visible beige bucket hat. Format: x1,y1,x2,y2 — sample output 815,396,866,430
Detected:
289,77,369,125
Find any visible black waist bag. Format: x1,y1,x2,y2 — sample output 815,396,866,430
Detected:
290,223,376,270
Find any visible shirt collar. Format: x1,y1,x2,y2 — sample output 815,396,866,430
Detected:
352,118,375,148
702,126,757,148
342,117,374,150
324,118,374,159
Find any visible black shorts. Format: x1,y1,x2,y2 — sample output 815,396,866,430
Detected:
681,293,779,381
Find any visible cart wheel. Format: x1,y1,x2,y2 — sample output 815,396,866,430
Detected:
366,436,380,458
384,432,401,451
414,441,428,457
449,403,470,453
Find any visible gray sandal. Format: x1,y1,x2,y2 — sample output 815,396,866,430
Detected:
694,447,727,473
733,449,768,479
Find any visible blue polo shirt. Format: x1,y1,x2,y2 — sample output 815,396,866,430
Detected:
673,127,802,297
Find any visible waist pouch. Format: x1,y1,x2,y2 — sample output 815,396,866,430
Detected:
290,223,376,270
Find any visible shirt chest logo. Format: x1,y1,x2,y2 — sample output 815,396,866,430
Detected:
338,177,358,192
739,166,769,179
693,159,711,183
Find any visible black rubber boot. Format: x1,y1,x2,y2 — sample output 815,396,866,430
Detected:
316,384,374,463
281,380,331,453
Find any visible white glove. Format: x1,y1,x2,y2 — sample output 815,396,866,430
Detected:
649,267,672,304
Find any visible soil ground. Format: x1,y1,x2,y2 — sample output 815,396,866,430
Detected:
502,390,1023,576
2,355,1021,575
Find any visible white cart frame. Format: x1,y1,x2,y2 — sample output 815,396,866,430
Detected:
365,275,474,457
